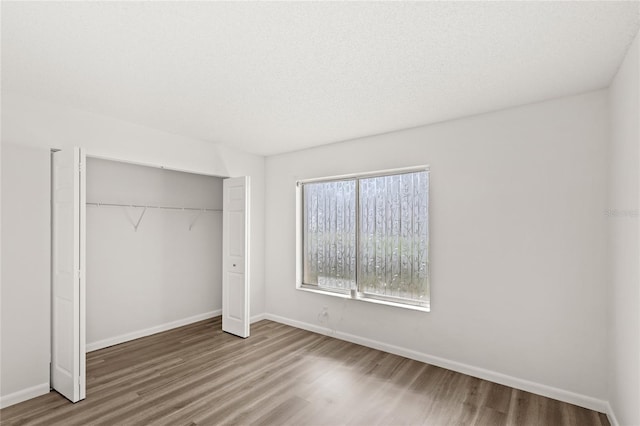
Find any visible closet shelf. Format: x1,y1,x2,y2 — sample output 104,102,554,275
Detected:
86,202,221,232
86,202,221,212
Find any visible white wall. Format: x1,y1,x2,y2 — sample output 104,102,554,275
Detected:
0,94,265,405
608,31,639,426
0,144,51,407
265,91,609,409
2,75,634,417
86,158,223,350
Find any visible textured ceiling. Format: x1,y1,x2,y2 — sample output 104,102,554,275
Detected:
2,1,639,156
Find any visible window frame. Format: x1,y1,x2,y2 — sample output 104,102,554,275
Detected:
296,165,430,312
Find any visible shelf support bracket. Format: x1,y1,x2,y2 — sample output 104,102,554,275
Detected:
189,209,204,231
133,207,147,232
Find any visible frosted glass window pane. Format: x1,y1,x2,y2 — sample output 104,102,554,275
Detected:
302,180,357,291
358,171,429,303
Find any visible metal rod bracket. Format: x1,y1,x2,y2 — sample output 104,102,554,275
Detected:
133,207,147,232
189,210,205,231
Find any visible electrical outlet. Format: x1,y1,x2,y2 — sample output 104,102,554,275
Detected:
318,306,329,323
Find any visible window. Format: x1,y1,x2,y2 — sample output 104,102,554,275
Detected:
297,167,430,310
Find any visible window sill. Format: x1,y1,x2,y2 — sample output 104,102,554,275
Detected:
296,285,430,312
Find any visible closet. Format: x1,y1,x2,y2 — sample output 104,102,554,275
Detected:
50,148,250,403
85,157,223,350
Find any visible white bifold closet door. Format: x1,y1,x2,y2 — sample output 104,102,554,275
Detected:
222,176,250,338
51,147,86,402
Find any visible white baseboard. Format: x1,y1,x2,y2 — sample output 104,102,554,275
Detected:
250,313,267,323
0,383,50,409
86,310,222,352
264,313,608,414
606,402,620,426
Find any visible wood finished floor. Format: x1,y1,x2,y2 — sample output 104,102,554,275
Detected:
0,318,609,426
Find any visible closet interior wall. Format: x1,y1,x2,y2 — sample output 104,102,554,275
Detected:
86,157,223,350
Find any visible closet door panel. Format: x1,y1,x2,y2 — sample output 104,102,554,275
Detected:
51,147,86,402
222,176,250,338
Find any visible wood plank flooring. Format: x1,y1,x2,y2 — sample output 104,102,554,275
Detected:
0,318,609,426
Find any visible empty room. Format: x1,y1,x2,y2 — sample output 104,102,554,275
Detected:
1,1,639,425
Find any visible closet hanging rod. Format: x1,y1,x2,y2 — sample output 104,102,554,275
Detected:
86,202,221,212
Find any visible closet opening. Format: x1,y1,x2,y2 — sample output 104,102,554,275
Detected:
85,157,225,352
50,149,251,403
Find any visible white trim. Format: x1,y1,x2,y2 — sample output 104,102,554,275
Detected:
296,165,430,185
86,310,221,352
85,153,229,179
250,313,267,323
295,183,303,287
606,402,620,426
296,286,430,312
79,147,87,401
0,383,50,409
296,167,431,311
264,313,608,413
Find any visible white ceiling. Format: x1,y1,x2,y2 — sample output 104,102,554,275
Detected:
2,2,639,156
